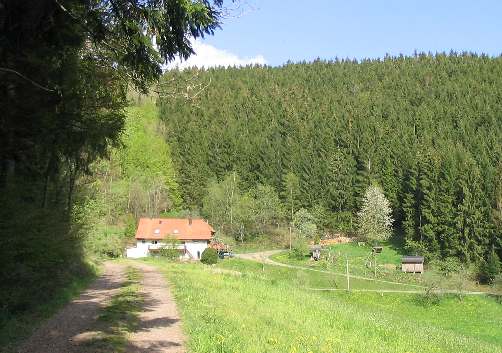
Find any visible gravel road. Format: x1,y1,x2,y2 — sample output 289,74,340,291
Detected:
126,262,185,353
17,262,126,353
17,261,186,353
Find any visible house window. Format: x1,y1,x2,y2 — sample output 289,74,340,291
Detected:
152,240,158,244
141,240,146,243
197,251,201,259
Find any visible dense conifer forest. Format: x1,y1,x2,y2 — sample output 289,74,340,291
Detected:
159,53,502,262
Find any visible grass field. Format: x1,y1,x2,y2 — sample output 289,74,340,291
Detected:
147,257,502,353
220,232,288,254
271,242,499,293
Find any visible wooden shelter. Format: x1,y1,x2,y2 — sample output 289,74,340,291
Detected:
310,245,322,261
401,256,424,273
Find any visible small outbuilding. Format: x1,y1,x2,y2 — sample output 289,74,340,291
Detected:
401,256,424,273
310,245,322,261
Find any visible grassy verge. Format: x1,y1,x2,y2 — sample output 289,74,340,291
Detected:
85,267,143,352
0,263,98,353
148,257,502,353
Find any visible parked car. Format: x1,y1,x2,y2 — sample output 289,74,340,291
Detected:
218,250,234,259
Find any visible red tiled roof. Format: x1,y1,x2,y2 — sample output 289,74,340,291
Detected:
135,218,214,241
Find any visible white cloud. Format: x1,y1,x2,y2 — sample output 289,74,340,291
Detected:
165,40,266,70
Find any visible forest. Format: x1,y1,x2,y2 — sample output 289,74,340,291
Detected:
158,54,502,263
0,0,222,333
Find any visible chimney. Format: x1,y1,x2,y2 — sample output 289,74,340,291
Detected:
188,217,192,226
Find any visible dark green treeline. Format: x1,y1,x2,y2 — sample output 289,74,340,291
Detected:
158,53,502,262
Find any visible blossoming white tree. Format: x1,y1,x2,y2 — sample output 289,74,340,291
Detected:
357,185,394,244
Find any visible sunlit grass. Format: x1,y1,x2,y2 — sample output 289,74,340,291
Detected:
148,258,502,353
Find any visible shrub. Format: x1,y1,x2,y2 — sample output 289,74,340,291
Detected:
200,248,218,265
157,236,181,261
123,215,137,237
289,239,309,260
415,280,443,306
430,257,461,277
158,248,180,261
477,250,501,285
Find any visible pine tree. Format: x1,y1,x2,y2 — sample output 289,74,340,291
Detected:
417,152,440,255
436,156,458,257
327,148,355,212
402,161,420,251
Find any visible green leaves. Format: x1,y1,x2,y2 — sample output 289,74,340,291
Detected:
160,54,502,263
293,208,318,239
357,185,394,244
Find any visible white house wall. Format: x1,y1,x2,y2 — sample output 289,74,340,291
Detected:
126,246,148,258
126,240,209,259
184,241,209,260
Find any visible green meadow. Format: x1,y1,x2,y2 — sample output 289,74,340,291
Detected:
271,242,499,293
146,258,502,353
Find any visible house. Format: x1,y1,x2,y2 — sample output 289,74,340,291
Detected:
126,218,215,259
401,256,424,273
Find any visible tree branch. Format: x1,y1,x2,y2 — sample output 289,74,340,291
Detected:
0,67,56,93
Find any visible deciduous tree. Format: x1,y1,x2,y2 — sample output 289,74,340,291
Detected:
357,185,394,244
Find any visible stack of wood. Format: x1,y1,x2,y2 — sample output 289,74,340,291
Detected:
209,240,230,252
318,236,353,246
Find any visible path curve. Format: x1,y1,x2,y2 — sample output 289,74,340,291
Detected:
235,250,487,295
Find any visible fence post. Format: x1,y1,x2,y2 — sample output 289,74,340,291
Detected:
346,257,350,292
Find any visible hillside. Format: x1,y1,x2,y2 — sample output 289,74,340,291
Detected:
158,54,502,262
79,101,181,258
149,257,502,353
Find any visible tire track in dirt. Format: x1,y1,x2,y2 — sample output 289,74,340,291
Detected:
17,261,186,353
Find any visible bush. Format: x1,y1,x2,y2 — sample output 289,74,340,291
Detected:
430,257,461,277
157,236,181,261
477,250,501,285
200,248,218,265
158,248,180,261
415,280,443,306
289,239,309,260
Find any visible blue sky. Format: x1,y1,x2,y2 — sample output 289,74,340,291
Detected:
171,0,502,69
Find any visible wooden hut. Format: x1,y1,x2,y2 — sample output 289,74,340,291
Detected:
310,245,322,261
401,256,424,273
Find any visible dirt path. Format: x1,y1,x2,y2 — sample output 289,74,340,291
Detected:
18,262,186,353
235,250,487,295
127,262,185,353
18,262,126,353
